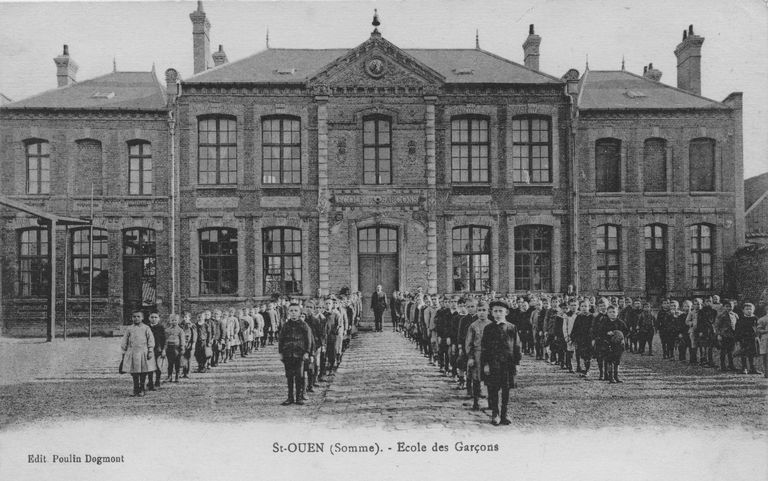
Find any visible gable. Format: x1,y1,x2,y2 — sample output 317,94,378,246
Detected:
309,34,444,90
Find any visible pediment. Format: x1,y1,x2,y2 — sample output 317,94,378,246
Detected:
309,34,444,91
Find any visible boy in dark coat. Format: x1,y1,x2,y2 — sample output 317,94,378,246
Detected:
481,300,521,426
591,298,612,381
572,300,594,376
147,312,166,390
637,302,656,355
604,305,629,383
278,302,312,405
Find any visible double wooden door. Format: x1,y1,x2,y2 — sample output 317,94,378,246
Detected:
358,227,399,323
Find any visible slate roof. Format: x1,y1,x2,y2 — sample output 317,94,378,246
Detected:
578,70,728,110
745,171,768,210
184,47,562,85
1,71,167,110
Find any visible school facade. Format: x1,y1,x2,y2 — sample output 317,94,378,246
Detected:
0,4,745,336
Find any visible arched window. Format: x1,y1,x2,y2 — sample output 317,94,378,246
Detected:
198,115,237,185
199,228,238,295
451,116,489,183
595,138,621,192
596,224,621,290
71,228,109,297
514,225,552,291
689,138,715,192
689,224,713,289
263,227,302,295
452,226,490,292
262,116,301,184
512,116,552,183
25,140,50,194
18,227,49,297
643,138,667,192
128,141,152,195
363,115,391,185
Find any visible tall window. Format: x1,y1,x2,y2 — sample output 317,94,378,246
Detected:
596,224,620,290
263,228,302,295
514,225,552,291
512,116,551,183
452,226,490,292
199,228,238,295
690,224,713,289
128,141,152,195
363,116,391,184
262,116,301,184
18,228,49,297
451,116,489,183
198,116,237,185
689,138,715,192
26,140,50,194
643,138,667,192
71,228,109,297
595,138,621,192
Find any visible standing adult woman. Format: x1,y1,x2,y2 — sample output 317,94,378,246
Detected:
121,311,156,396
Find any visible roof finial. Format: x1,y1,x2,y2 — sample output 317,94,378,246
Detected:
372,8,380,34
585,53,589,71
113,57,117,72
475,29,480,49
197,0,204,13
621,55,625,71
151,62,156,74
266,27,270,49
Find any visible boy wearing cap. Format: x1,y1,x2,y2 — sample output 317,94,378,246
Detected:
481,300,521,426
466,300,492,411
278,302,312,405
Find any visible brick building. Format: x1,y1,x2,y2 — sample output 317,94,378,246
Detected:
0,4,746,336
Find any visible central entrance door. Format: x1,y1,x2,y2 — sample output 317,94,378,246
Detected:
122,228,157,324
358,226,399,328
644,224,667,304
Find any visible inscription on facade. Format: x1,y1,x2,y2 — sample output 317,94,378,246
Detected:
334,194,421,206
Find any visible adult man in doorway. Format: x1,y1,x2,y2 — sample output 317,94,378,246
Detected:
371,284,388,332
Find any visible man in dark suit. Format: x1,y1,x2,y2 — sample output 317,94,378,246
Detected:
371,284,388,332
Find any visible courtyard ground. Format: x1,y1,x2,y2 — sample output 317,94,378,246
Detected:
1,330,765,430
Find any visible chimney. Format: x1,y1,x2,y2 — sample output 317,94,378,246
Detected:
674,24,704,95
643,62,663,82
53,44,78,87
189,0,212,74
212,44,228,67
165,68,179,105
522,24,541,70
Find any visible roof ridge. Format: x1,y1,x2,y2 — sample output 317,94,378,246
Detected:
470,47,563,83
590,69,728,106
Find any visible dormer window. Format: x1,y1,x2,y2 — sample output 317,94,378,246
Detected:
91,91,115,99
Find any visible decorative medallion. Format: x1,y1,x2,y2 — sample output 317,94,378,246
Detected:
365,57,386,78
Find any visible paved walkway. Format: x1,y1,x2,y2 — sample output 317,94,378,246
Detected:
313,330,492,430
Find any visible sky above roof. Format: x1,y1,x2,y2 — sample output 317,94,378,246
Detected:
0,0,765,176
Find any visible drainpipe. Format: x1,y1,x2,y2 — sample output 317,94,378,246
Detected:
168,110,177,315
